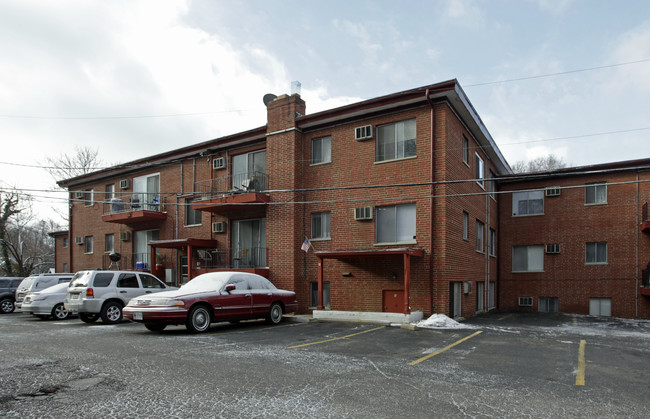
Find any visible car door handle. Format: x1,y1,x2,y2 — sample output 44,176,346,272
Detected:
120,291,127,293
245,294,252,298
145,291,152,294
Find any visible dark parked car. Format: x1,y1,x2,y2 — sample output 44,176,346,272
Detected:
0,277,24,313
123,272,298,333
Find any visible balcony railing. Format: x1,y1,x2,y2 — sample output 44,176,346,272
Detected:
194,172,268,200
102,252,153,271
194,247,267,269
102,194,165,215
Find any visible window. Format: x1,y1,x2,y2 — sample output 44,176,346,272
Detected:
117,273,139,288
586,242,607,264
311,136,331,165
489,228,496,257
62,237,68,248
539,297,558,313
185,198,202,226
84,236,93,254
475,153,484,187
93,273,114,287
233,150,266,192
376,203,416,244
589,298,611,316
512,190,544,216
376,119,416,162
105,234,114,253
105,184,115,201
84,189,94,207
133,173,160,210
512,245,544,272
462,135,469,164
476,220,484,253
63,263,68,273
311,212,331,240
585,182,607,205
462,211,469,241
310,282,330,308
140,274,164,289
488,282,495,309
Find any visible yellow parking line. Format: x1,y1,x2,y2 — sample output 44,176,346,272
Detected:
287,326,385,349
409,330,483,366
576,339,586,386
498,313,513,321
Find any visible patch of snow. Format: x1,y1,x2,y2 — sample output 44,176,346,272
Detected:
415,314,476,329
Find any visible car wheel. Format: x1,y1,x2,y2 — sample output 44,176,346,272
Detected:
100,301,123,324
0,298,15,314
51,303,69,320
186,305,211,333
79,313,99,323
266,302,283,325
144,323,167,332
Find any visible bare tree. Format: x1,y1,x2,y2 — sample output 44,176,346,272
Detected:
511,154,568,174
44,145,104,182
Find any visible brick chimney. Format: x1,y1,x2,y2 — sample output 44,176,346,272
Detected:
266,93,306,133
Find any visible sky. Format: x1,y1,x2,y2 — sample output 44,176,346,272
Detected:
1,0,649,225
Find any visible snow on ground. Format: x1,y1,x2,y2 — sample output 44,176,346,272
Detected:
414,314,476,329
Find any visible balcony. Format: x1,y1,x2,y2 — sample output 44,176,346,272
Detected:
641,203,650,233
102,194,167,225
193,172,270,214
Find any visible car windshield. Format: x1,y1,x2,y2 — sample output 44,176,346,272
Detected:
179,274,229,293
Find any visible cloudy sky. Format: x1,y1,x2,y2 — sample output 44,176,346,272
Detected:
1,0,649,224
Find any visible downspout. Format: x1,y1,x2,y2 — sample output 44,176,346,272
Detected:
68,195,74,272
426,88,436,316
636,171,639,318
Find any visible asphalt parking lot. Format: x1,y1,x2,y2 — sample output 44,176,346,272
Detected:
1,311,649,418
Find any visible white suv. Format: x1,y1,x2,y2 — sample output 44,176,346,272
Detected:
65,270,174,324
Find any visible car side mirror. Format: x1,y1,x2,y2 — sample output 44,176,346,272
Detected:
224,284,236,293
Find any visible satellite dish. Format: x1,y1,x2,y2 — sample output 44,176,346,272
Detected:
263,93,277,107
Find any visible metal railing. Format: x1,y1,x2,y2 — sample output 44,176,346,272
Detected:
102,194,165,215
194,172,268,200
194,247,267,269
102,252,153,270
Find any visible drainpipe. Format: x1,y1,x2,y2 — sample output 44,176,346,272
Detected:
426,88,436,316
636,171,639,318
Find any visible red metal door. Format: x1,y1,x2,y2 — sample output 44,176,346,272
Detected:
383,290,405,313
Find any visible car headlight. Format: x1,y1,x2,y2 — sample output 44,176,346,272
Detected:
128,298,184,307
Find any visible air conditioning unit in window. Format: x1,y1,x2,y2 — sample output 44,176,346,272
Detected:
464,282,472,294
75,191,84,199
354,125,373,141
354,207,373,220
545,244,561,254
119,179,130,189
120,231,131,242
518,296,533,307
545,186,561,197
75,236,84,245
212,221,226,233
212,157,226,170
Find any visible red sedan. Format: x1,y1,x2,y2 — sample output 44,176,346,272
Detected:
123,272,298,333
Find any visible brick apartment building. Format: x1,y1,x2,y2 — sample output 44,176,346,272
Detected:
54,79,650,319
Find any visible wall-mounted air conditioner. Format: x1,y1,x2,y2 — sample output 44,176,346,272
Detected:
354,207,373,220
518,296,533,307
75,191,84,199
119,179,130,189
354,125,373,141
545,186,561,197
75,236,84,245
545,243,560,254
120,231,131,241
212,221,226,233
463,282,473,294
213,157,226,170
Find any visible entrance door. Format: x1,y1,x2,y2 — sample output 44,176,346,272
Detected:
383,290,405,313
232,150,266,192
476,282,484,313
232,219,266,268
450,282,462,318
133,229,159,270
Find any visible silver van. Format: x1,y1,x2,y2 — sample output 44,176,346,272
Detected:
64,270,174,324
15,273,74,309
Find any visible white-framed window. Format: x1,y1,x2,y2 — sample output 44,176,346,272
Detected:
62,237,68,248
185,198,202,226
376,119,416,162
585,182,607,205
586,242,607,264
105,234,114,253
489,228,496,257
310,282,330,309
512,245,544,272
84,189,94,207
462,135,469,164
512,190,544,216
476,220,484,253
376,203,416,244
462,211,469,241
84,236,94,254
475,153,484,188
105,184,115,201
311,136,332,165
311,212,331,240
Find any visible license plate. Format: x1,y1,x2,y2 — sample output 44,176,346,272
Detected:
133,312,143,321
71,294,80,300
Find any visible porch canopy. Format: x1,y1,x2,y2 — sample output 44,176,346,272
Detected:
313,247,424,314
149,238,219,281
